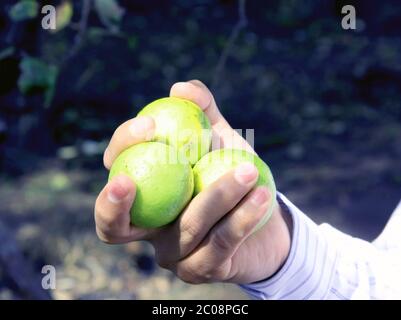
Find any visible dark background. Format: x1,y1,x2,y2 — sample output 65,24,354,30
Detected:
0,0,400,299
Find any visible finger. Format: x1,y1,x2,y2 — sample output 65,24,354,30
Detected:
170,80,254,153
103,116,155,169
170,80,226,126
94,175,151,243
153,162,259,267
175,186,270,283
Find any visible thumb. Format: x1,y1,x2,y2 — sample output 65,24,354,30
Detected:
170,80,229,127
94,175,151,243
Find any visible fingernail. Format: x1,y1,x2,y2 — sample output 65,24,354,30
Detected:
250,187,269,206
108,192,121,204
108,177,129,204
129,116,154,139
234,162,258,185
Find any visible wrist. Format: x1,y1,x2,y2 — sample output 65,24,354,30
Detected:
274,198,293,273
246,195,293,284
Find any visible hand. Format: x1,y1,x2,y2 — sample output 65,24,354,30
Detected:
95,80,292,284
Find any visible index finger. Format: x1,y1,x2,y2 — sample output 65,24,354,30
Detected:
170,80,226,126
103,115,155,169
170,80,255,154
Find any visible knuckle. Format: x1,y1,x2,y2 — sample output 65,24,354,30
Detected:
210,228,232,253
108,122,126,148
95,209,123,241
199,259,232,281
95,200,124,232
95,227,116,244
96,209,117,228
176,259,230,283
207,185,231,211
180,218,201,245
206,266,227,281
189,79,204,87
176,265,203,284
208,177,247,212
234,209,256,236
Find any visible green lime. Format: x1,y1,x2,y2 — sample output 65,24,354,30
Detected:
109,142,194,228
193,149,277,230
138,97,212,165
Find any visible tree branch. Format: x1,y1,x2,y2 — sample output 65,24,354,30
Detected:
211,0,247,90
62,0,92,65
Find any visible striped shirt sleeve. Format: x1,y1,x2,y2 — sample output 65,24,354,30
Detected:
239,193,401,300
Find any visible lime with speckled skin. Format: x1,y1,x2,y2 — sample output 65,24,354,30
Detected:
193,149,277,230
138,97,212,165
109,142,194,228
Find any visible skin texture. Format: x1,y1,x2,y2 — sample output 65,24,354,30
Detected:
108,142,194,228
96,80,292,284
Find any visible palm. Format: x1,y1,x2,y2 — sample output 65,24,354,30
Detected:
231,227,280,283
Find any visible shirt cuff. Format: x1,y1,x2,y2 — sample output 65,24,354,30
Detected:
239,192,338,300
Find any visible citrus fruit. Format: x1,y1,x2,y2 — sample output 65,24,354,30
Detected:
109,142,194,228
193,148,276,230
138,97,212,165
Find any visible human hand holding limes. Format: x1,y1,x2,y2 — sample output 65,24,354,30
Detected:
95,80,292,284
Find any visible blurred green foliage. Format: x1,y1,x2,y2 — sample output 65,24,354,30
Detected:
18,56,58,107
94,0,125,32
0,0,400,173
9,0,38,22
52,1,73,33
